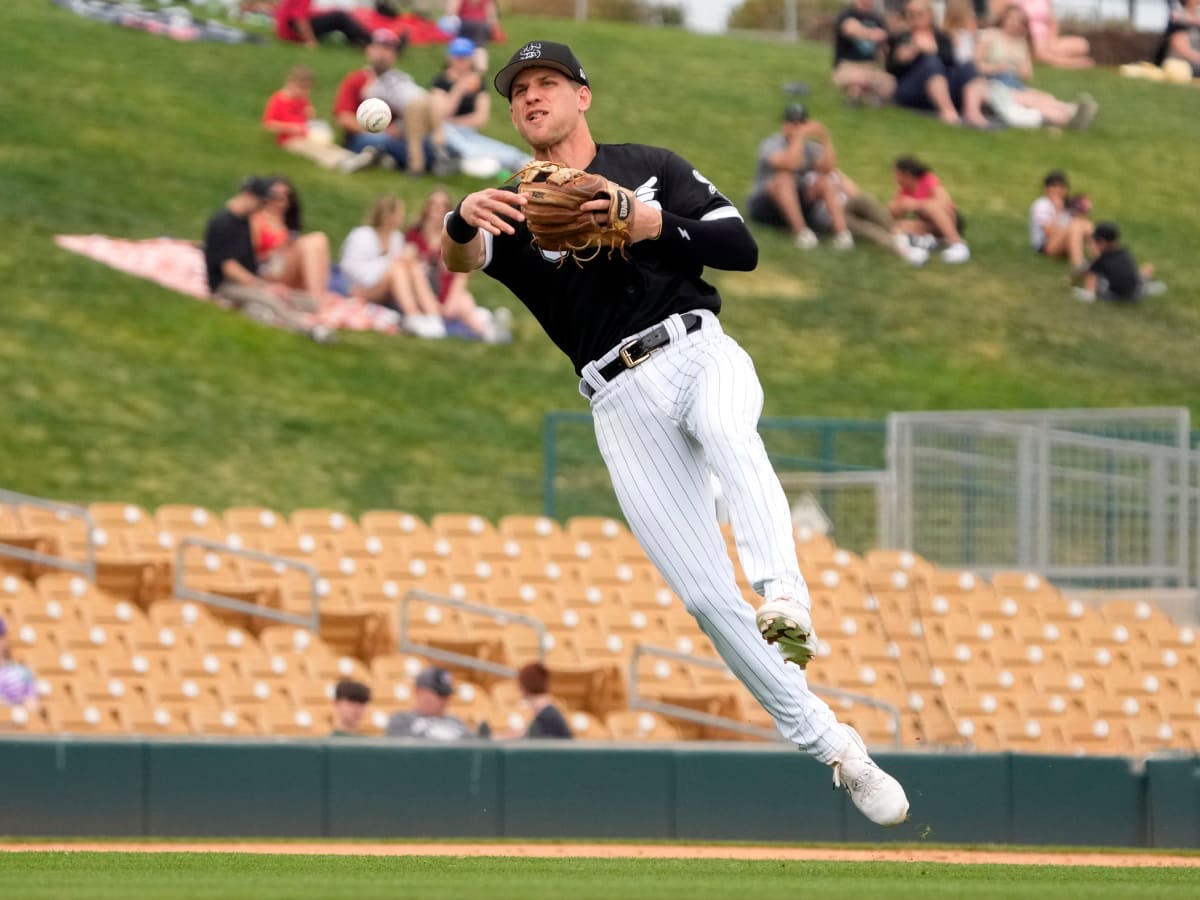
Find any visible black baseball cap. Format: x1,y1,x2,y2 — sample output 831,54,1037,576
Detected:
1093,221,1120,242
415,666,454,698
784,102,808,123
239,175,274,200
494,40,589,99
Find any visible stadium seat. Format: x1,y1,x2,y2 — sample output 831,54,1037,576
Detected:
606,709,680,741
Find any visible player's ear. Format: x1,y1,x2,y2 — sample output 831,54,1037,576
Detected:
577,85,592,113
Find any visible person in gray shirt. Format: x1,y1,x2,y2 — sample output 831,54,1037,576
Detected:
386,666,473,740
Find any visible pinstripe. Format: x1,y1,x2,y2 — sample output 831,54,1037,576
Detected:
590,324,846,762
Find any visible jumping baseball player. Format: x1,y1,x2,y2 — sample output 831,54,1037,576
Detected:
442,39,909,826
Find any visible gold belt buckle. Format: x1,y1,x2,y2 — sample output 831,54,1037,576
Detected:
619,340,652,369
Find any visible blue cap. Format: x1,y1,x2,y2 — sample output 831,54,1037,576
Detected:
448,37,475,58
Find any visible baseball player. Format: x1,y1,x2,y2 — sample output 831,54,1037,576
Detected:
441,39,909,827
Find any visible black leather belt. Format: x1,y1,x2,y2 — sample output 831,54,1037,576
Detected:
597,313,702,382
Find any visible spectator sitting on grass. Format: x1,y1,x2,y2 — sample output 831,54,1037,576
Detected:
889,155,970,263
339,195,448,339
262,67,381,174
0,617,38,713
1072,222,1167,303
1013,0,1093,69
1028,170,1093,270
831,0,896,107
943,0,980,64
1156,0,1200,78
331,679,372,736
385,667,472,740
275,0,372,49
249,177,339,305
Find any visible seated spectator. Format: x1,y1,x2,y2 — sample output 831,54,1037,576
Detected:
250,177,339,304
0,617,38,712
275,0,371,48
406,187,511,342
746,104,855,251
887,0,990,128
262,66,381,173
385,666,473,740
1028,169,1093,269
975,6,1098,129
331,679,371,736
943,0,980,64
1073,222,1166,303
1156,0,1200,78
333,30,453,176
496,663,574,739
340,195,448,339
889,156,970,263
203,176,333,343
430,38,531,177
831,0,896,106
1013,0,1093,69
447,0,500,70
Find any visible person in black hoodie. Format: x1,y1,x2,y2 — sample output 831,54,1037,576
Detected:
887,0,989,127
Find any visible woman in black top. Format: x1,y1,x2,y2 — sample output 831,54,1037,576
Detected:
887,0,989,127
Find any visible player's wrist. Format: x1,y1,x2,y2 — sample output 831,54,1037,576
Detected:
446,200,479,244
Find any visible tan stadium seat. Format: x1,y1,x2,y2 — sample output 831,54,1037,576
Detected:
256,704,329,737
430,513,497,542
0,703,48,734
87,502,160,555
606,709,680,741
48,700,123,735
0,534,59,581
118,700,191,736
564,708,607,739
154,504,227,543
497,515,562,542
864,549,935,587
564,516,631,545
546,663,622,717
291,508,362,545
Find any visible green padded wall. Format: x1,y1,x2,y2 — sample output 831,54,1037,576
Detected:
1145,756,1200,848
1009,754,1143,847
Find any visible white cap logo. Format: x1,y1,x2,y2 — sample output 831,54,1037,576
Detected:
519,42,542,60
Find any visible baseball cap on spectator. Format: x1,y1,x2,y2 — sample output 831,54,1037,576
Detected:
371,28,402,48
784,102,809,123
1093,221,1120,242
239,176,274,200
494,40,589,99
448,37,475,58
334,679,371,704
415,666,454,698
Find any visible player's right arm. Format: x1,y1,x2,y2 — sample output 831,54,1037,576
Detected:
442,188,527,272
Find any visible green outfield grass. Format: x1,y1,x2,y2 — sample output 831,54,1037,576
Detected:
3,2,1198,518
1,852,1197,900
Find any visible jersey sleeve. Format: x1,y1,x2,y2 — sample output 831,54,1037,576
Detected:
659,150,742,223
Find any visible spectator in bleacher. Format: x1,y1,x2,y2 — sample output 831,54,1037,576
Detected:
385,666,473,740
405,188,511,342
831,0,896,107
333,30,454,176
886,0,990,128
889,155,970,263
0,617,38,711
202,176,333,343
975,6,1098,129
331,679,372,736
746,104,855,251
1028,170,1093,270
430,38,532,177
339,195,448,339
1071,222,1167,303
1156,0,1200,78
274,0,372,49
1012,0,1093,69
517,662,573,739
262,66,382,174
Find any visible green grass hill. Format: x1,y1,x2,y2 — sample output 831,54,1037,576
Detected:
2,2,1197,520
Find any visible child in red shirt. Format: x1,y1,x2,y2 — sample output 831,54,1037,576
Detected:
262,67,379,174
888,155,970,263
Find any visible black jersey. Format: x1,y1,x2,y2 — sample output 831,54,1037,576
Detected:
483,143,741,374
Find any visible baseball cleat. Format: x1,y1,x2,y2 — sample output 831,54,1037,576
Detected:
756,597,818,668
832,726,910,827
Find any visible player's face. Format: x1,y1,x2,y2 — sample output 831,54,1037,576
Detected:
509,67,590,149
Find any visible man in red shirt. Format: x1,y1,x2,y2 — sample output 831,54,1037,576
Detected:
263,66,380,173
275,0,371,48
333,30,454,175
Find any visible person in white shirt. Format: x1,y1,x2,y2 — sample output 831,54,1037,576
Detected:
339,195,447,339
1028,170,1092,269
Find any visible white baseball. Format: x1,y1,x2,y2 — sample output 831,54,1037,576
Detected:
356,98,392,134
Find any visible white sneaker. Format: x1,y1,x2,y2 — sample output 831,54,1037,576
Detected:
942,241,970,264
902,245,929,266
337,145,380,174
755,597,817,668
1072,286,1096,303
833,726,910,827
404,314,447,339
794,229,819,250
832,230,855,251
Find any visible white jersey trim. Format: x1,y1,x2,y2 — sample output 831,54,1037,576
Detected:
702,206,744,222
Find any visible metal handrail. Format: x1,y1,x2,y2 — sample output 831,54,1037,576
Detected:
398,589,548,680
173,536,321,631
0,488,97,581
630,644,904,748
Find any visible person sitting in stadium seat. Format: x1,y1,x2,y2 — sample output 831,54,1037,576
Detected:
889,155,970,263
0,616,39,713
340,195,448,339
331,679,372,736
274,0,372,49
385,667,473,740
262,66,381,174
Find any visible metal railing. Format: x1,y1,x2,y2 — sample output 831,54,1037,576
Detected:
629,644,903,747
776,469,892,554
398,589,548,681
0,488,96,581
173,536,321,631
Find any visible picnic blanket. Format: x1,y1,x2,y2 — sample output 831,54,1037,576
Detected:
353,10,506,46
52,0,261,44
55,235,401,334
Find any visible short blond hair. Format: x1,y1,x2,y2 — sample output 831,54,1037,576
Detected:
366,195,404,229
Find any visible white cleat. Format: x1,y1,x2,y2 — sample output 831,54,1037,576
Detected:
756,597,818,668
832,727,910,827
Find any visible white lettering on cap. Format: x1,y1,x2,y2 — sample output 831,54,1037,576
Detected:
519,42,542,60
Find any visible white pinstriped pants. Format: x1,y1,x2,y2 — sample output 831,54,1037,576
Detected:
581,310,849,763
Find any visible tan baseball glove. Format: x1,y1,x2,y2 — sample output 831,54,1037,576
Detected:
511,161,636,262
